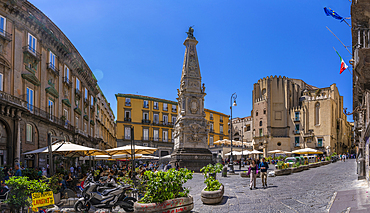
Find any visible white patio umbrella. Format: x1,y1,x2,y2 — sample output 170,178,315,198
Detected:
79,155,111,160
141,155,159,160
111,154,143,159
105,145,157,155
292,148,323,155
160,155,172,159
250,150,263,154
240,150,252,155
22,141,107,157
225,151,242,156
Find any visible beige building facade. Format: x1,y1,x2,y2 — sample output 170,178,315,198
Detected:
0,0,115,168
230,116,253,149
252,76,352,157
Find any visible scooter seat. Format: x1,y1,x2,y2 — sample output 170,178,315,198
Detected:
101,187,120,196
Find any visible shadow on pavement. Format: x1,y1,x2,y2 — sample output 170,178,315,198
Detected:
202,196,236,206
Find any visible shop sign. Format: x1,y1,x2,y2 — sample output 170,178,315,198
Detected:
25,154,34,160
31,191,54,208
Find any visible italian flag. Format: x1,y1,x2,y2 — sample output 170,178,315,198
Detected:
336,51,348,74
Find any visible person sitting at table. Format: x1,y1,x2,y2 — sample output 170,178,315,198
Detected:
66,172,73,188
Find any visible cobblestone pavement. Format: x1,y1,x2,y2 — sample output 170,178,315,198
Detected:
184,159,360,213
52,159,360,213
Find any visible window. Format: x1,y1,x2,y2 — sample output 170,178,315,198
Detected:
124,110,130,121
49,51,56,70
153,129,159,141
84,122,87,132
163,130,168,142
48,100,53,120
26,124,32,142
172,115,176,124
256,111,258,116
163,114,168,125
246,125,251,131
63,109,68,119
315,102,320,125
153,113,159,124
143,112,149,121
125,98,131,106
318,138,323,147
84,88,88,100
64,66,69,79
0,73,3,91
97,106,100,116
220,116,223,122
76,77,80,90
0,15,6,34
90,127,93,135
295,137,300,147
295,124,299,134
143,129,149,141
143,100,149,108
210,113,213,120
153,102,158,110
124,127,131,140
295,112,300,121
259,121,262,126
172,105,177,112
263,109,266,114
210,123,214,132
75,116,79,128
28,33,37,53
26,87,34,112
210,136,214,146
163,103,168,111
259,128,263,136
277,142,281,146
220,125,223,134
90,95,94,106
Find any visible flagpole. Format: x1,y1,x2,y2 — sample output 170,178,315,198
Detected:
333,47,352,76
326,26,352,55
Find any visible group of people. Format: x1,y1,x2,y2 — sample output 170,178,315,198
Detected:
246,158,269,190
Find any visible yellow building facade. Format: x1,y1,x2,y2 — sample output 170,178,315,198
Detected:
116,94,228,156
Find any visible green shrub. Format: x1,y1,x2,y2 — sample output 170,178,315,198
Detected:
204,176,221,191
22,168,39,180
5,176,49,213
293,162,300,168
325,157,331,161
140,168,193,204
200,163,223,192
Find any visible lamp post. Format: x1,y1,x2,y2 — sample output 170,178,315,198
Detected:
229,93,237,173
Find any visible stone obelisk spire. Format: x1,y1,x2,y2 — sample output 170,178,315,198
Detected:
171,27,212,172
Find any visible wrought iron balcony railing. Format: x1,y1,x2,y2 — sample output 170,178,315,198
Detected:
47,63,59,76
23,46,41,61
63,77,72,87
125,102,131,106
142,119,151,124
0,29,12,41
124,117,131,122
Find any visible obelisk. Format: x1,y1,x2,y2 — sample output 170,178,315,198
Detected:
171,27,213,172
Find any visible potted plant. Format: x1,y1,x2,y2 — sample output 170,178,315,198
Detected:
200,163,224,204
134,168,194,213
47,174,62,204
292,162,303,173
274,161,292,176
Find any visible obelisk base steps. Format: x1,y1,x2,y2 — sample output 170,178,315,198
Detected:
171,147,213,172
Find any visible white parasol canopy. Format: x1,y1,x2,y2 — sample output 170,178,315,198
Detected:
111,154,143,159
225,151,242,156
79,155,111,160
22,141,107,157
249,150,264,154
292,148,323,155
105,145,157,155
160,155,172,159
268,150,287,154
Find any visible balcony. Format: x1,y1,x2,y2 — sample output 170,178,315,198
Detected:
0,29,12,42
142,137,150,141
143,104,149,108
0,90,28,110
125,102,131,106
75,129,88,138
142,119,151,124
23,46,41,61
75,89,81,98
27,104,75,132
153,105,159,110
152,120,160,125
47,63,59,76
151,137,161,142
210,129,215,133
161,121,173,127
63,77,72,87
124,117,131,122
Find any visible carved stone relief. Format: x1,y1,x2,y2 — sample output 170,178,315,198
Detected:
190,99,198,114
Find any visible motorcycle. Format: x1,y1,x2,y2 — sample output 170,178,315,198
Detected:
74,174,137,212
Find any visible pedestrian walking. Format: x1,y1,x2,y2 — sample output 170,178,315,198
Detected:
259,158,269,188
246,160,259,190
343,154,346,162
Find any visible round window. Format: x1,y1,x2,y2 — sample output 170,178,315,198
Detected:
277,142,281,146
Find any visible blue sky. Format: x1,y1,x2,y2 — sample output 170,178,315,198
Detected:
31,0,353,121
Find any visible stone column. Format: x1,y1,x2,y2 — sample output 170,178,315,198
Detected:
14,110,22,165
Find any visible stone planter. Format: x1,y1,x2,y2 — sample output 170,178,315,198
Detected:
274,168,292,176
309,163,319,168
134,196,193,213
291,166,303,173
201,184,224,204
300,165,309,170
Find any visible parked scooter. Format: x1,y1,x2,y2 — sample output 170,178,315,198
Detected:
74,174,136,212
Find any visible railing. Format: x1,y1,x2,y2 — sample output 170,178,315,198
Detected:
0,91,28,109
142,119,151,124
125,102,131,106
210,129,215,133
75,129,88,138
143,104,149,108
160,121,173,127
152,120,160,125
151,137,161,142
0,29,12,41
28,104,75,132
47,63,59,76
163,107,168,111
63,77,72,87
354,28,370,66
75,89,81,97
153,105,159,110
124,117,131,122
142,137,150,141
22,46,41,60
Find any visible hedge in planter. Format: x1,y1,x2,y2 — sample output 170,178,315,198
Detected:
200,163,224,204
135,168,194,213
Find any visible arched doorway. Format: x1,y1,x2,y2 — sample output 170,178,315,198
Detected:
0,119,10,166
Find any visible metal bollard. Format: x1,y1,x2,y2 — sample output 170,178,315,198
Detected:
222,166,227,177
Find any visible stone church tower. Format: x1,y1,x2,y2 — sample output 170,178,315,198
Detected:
171,27,212,171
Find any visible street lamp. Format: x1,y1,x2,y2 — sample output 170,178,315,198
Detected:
229,93,237,173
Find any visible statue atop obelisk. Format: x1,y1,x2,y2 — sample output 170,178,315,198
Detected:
171,27,212,171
